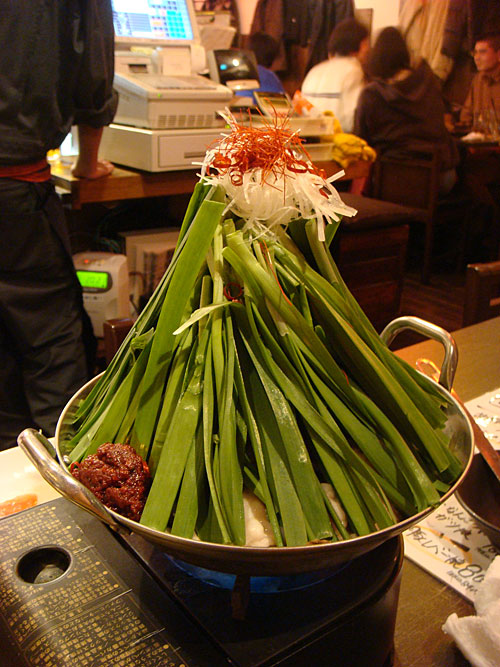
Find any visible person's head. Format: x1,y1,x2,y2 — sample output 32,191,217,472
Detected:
366,27,410,80
327,18,370,62
472,33,500,73
248,32,279,69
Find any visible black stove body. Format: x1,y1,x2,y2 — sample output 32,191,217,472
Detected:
0,497,402,666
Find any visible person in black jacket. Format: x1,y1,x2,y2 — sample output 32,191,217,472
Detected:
354,26,459,195
0,1,118,449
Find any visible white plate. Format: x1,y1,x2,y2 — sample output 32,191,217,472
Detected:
0,446,60,509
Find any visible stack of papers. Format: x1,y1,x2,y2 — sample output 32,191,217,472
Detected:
404,389,500,602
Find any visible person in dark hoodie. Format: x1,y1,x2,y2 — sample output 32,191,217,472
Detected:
354,26,459,195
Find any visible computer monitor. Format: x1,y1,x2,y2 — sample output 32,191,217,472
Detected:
207,49,260,90
111,0,200,49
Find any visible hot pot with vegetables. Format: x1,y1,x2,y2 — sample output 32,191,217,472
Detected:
18,113,474,576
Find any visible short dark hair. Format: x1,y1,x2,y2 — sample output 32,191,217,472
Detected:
367,27,410,80
476,33,500,52
248,32,279,68
327,18,369,57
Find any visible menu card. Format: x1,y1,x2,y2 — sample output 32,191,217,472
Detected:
403,389,500,602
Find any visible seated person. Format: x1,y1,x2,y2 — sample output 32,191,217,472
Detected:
457,33,500,252
234,33,285,105
301,18,370,132
459,32,500,131
354,27,459,195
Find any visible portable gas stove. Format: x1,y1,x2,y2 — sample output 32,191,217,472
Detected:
0,497,403,666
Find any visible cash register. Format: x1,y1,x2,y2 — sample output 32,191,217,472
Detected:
100,0,233,172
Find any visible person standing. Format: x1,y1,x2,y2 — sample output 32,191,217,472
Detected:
233,32,286,105
301,18,370,132
0,0,118,449
248,32,286,95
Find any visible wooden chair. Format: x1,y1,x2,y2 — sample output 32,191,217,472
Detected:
370,144,466,284
102,317,135,365
463,260,500,326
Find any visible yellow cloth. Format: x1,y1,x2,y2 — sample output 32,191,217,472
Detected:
323,131,377,168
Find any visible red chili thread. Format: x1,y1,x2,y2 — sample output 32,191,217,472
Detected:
207,112,324,189
259,240,294,307
223,282,244,302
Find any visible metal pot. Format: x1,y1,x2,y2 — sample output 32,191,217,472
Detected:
18,317,474,576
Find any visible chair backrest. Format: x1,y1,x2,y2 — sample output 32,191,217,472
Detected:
103,317,135,365
463,261,500,326
370,144,441,220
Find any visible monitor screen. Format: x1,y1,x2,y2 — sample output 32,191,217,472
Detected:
112,0,198,46
76,270,110,291
208,49,259,88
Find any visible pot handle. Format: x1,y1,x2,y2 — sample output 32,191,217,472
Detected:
17,428,127,534
380,315,458,391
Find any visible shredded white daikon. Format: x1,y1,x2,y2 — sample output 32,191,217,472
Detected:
197,111,357,242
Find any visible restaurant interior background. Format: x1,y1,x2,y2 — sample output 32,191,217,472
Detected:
2,2,500,666
60,0,499,353
233,0,401,99
235,0,399,36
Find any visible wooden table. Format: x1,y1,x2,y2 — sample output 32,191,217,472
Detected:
51,157,370,209
392,316,500,666
395,316,500,402
51,159,200,210
461,141,500,157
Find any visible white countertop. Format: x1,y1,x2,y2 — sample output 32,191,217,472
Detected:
0,445,60,508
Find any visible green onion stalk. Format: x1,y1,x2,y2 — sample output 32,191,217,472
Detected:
60,113,463,547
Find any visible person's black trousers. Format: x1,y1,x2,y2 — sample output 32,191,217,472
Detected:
0,179,96,450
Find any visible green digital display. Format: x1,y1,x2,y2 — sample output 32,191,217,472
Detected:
76,270,109,291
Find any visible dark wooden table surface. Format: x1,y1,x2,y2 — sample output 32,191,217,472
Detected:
392,316,500,666
51,158,200,209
